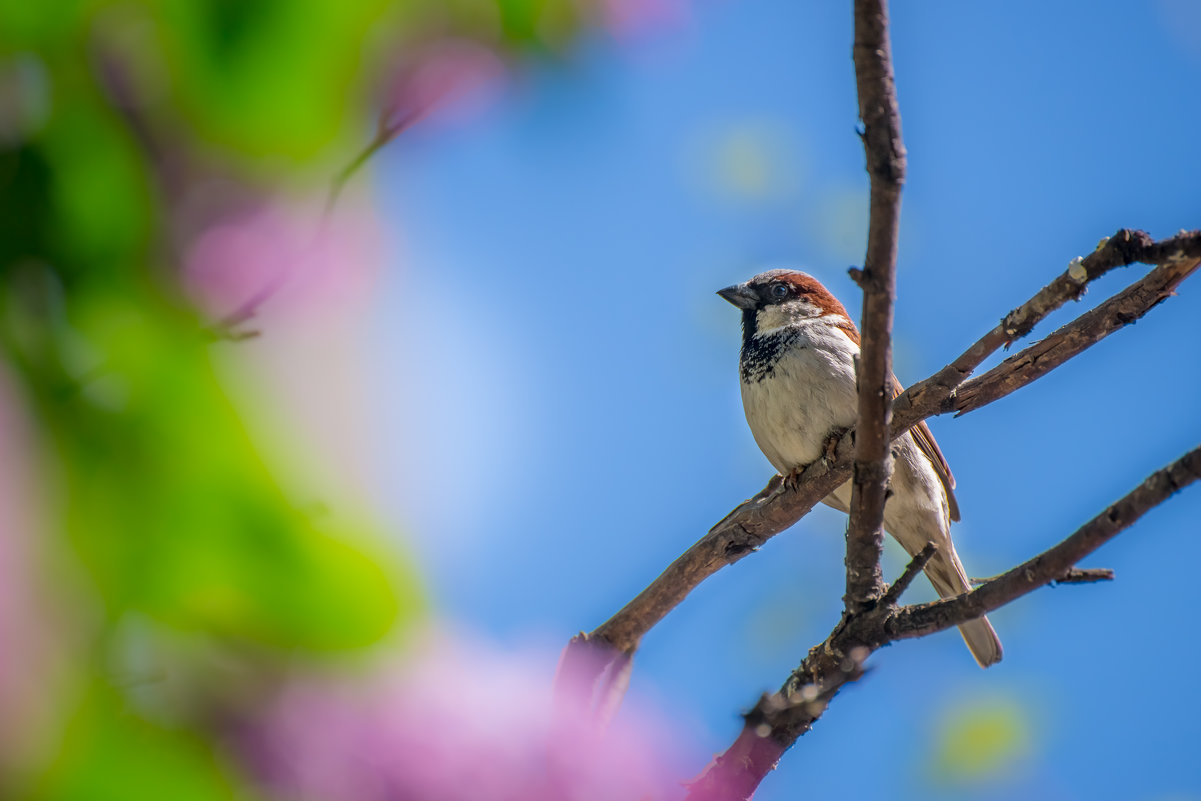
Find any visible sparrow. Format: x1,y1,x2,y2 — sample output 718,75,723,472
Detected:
718,269,1002,667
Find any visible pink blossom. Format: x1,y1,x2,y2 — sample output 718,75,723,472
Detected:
181,198,382,329
592,0,692,39
0,369,59,767
380,39,509,134
229,632,691,801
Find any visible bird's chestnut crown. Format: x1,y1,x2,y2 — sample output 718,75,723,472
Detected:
718,269,851,321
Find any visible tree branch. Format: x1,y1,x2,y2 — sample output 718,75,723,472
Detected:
951,253,1201,415
590,463,853,654
685,643,867,801
843,0,905,614
890,228,1201,433
675,234,1197,798
557,230,1199,708
890,443,1201,640
688,444,1201,800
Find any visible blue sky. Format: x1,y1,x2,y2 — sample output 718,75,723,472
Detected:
367,1,1201,797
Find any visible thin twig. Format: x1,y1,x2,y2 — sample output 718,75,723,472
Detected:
970,565,1115,587
951,255,1201,415
326,109,421,217
891,229,1201,433
880,541,936,607
1052,567,1115,584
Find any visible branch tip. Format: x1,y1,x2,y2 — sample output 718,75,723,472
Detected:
1051,567,1115,585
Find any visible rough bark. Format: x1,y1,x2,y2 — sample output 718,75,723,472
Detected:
843,0,905,614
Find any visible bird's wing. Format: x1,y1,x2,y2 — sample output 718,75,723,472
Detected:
835,323,961,521
891,375,960,522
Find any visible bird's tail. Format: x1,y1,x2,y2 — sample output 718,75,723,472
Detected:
923,547,1003,668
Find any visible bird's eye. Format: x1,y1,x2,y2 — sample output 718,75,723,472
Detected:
770,283,789,299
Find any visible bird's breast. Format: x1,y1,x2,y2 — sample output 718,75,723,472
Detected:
739,328,859,473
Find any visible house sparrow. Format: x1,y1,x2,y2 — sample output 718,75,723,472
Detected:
718,269,1002,667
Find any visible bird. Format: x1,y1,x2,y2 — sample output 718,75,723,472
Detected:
717,268,1002,667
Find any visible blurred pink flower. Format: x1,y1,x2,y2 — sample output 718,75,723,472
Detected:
381,39,509,134
0,368,59,768
228,632,691,801
181,198,382,330
593,0,692,39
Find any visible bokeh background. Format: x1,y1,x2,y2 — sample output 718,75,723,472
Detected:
3,0,1199,799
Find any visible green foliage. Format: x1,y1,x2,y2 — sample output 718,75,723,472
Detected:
32,683,252,801
155,0,395,161
50,291,406,649
494,0,583,49
0,0,602,793
41,103,154,280
0,0,613,796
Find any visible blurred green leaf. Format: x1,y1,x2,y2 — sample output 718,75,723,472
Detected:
33,682,250,801
495,0,580,49
0,0,85,49
41,103,154,281
0,144,57,273
153,0,396,162
42,291,415,650
0,0,609,796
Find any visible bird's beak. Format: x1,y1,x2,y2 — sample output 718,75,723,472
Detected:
717,283,758,311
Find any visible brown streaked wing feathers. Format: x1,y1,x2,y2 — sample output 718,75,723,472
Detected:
837,322,961,522
891,374,960,522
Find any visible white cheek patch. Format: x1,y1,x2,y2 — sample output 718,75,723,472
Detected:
755,299,821,334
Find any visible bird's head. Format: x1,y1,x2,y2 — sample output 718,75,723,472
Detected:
717,269,853,337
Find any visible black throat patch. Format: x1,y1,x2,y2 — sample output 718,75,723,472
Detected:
740,310,801,383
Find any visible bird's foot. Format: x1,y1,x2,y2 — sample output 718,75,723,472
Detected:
822,426,851,466
782,468,805,492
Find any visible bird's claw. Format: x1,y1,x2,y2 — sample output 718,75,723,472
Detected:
822,427,850,466
782,468,805,492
